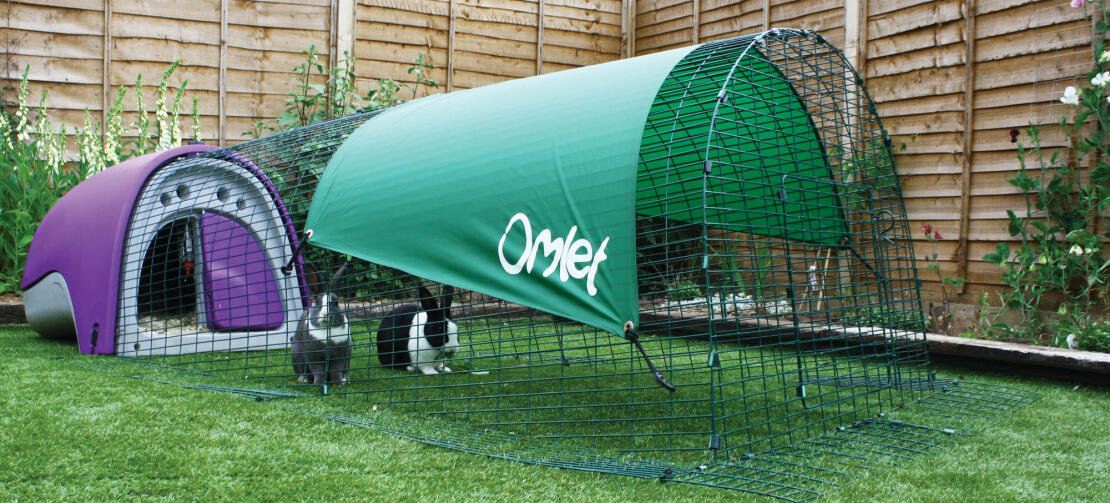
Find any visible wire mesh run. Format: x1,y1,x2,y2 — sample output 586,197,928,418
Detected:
77,353,1037,503
102,30,996,496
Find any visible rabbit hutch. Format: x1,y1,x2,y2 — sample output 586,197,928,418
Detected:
25,30,949,498
21,144,310,355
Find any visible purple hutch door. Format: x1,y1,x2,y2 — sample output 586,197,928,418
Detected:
199,212,284,330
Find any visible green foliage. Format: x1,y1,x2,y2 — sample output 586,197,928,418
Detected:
976,2,1110,349
0,116,90,295
1072,320,1110,352
842,303,920,329
832,139,898,191
245,46,439,139
154,60,184,152
243,46,440,298
190,97,202,142
920,223,963,334
666,279,702,301
0,62,190,294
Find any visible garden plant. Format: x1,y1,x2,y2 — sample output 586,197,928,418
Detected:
968,0,1110,352
0,62,196,294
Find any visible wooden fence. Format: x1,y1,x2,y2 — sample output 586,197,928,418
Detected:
2,0,1093,317
3,0,625,145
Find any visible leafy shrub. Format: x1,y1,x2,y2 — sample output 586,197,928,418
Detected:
1078,324,1110,352
974,0,1110,350
0,63,196,294
920,223,964,334
244,47,438,139
244,47,440,299
666,280,702,302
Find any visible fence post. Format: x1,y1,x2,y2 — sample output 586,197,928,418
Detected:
334,0,355,68
448,0,456,91
955,0,977,295
101,0,111,140
843,0,865,72
621,0,635,58
537,0,544,74
218,0,228,147
692,0,699,44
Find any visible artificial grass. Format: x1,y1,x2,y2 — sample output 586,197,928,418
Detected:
1,325,1107,502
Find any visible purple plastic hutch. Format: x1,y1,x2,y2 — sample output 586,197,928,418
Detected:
21,145,309,355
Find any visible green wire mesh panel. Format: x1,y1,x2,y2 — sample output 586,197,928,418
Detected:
102,29,999,500
636,29,929,456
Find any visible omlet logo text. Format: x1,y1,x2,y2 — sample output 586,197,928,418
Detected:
497,212,609,296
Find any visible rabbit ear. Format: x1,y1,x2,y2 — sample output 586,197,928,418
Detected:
417,285,439,312
327,260,350,293
441,285,454,315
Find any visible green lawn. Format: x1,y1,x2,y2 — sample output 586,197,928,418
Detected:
1,324,1107,502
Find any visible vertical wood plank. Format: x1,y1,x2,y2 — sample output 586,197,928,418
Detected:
955,0,976,293
219,0,228,146
692,0,699,45
620,0,627,58
763,0,770,32
101,0,111,134
621,0,635,58
447,0,456,92
857,0,868,78
329,0,338,71
337,0,355,63
843,0,860,70
537,0,544,74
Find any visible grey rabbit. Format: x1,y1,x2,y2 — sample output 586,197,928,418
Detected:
291,262,352,386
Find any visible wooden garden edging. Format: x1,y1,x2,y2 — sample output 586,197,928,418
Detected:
927,332,1110,377
0,299,26,325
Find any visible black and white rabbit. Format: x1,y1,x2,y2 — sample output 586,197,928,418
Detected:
376,285,458,375
291,262,352,386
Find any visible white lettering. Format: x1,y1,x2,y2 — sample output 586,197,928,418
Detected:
566,238,593,280
498,212,532,274
527,229,563,278
586,237,608,296
559,226,578,282
496,213,610,297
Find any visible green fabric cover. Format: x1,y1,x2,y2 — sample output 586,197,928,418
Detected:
307,47,696,337
307,41,847,336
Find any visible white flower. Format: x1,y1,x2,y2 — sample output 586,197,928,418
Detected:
1092,71,1110,87
13,67,30,142
1066,333,1078,349
1102,50,1110,63
0,111,11,151
1086,247,1099,254
1069,244,1085,256
1061,86,1080,105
